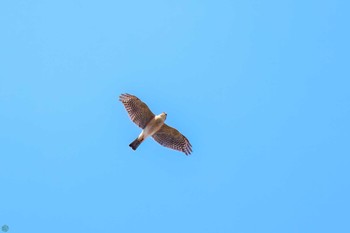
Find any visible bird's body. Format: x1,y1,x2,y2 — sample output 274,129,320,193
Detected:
141,113,166,139
119,94,192,155
129,113,166,150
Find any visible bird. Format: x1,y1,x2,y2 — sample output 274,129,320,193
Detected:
119,93,192,155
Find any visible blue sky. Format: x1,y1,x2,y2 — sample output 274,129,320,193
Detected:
1,0,349,232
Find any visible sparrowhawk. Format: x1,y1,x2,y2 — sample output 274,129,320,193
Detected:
119,93,192,155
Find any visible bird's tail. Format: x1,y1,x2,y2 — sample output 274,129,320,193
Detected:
129,137,144,150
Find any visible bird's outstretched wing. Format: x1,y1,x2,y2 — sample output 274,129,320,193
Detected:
119,93,155,129
152,124,192,155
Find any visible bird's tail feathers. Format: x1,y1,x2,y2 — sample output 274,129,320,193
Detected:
129,137,143,150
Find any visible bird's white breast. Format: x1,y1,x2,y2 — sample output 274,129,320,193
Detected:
139,115,165,139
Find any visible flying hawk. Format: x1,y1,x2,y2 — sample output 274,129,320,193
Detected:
119,93,192,155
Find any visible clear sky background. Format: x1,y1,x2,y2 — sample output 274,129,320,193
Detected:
1,1,349,232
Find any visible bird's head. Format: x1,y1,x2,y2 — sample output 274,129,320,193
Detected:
160,112,167,120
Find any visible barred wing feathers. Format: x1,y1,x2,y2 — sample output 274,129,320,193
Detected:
152,124,192,155
119,93,155,129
